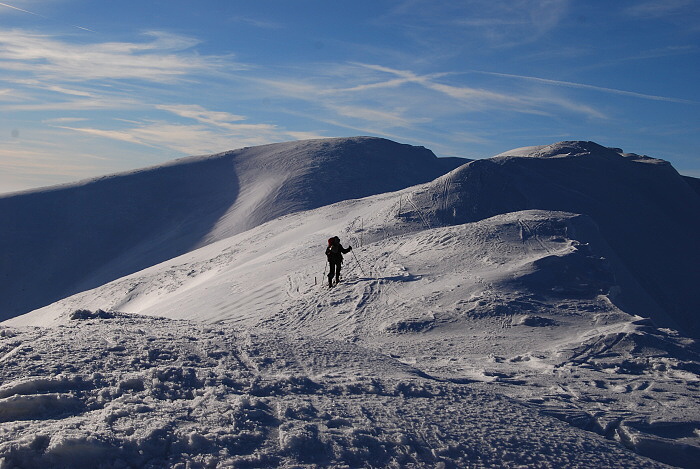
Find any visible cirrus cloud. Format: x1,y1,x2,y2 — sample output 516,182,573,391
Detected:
0,29,242,83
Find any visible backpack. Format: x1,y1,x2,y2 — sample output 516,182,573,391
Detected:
327,237,341,255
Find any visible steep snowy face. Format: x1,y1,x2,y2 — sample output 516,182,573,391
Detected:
206,136,465,240
0,137,465,321
411,141,700,337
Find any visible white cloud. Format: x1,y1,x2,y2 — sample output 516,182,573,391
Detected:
229,15,283,30
56,115,298,157
45,85,98,98
348,63,602,118
157,104,248,127
0,29,241,83
0,140,115,194
332,104,424,127
42,117,88,124
0,87,23,101
0,95,141,112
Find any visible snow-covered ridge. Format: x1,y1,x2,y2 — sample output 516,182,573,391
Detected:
6,137,699,337
409,142,700,337
493,140,667,163
0,137,465,322
2,138,700,467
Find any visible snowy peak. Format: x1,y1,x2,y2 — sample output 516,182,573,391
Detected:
495,140,605,158
408,141,700,337
495,140,621,160
494,140,671,167
206,136,465,239
0,137,465,321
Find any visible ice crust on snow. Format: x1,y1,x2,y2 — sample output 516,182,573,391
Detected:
1,137,700,468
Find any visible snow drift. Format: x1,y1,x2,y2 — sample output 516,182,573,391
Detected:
0,137,465,321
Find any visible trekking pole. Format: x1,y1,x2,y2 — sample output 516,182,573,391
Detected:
321,261,328,289
351,249,368,277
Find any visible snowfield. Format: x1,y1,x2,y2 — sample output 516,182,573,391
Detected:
1,138,699,468
0,312,674,468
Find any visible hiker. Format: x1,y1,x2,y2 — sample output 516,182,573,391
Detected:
326,236,352,287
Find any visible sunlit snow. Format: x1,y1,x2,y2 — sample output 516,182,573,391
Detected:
1,138,698,468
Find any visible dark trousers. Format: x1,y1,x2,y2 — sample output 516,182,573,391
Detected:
328,261,341,284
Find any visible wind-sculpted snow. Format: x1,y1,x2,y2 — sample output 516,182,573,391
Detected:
410,141,700,337
0,314,670,468
0,137,465,321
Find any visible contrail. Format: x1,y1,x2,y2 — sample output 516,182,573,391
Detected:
0,1,46,17
472,70,698,105
74,25,96,33
0,1,95,32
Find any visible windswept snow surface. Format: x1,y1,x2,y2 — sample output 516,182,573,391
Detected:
0,137,464,321
2,140,700,467
0,313,671,468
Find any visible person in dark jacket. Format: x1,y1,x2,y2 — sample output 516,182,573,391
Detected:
325,236,352,288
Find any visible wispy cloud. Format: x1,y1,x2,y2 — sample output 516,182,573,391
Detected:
229,15,283,29
346,63,603,118
0,141,115,194
44,85,98,98
471,70,699,105
0,29,240,83
332,104,425,127
157,104,247,127
42,117,89,124
624,0,694,18
381,0,571,48
57,120,286,156
0,1,96,33
622,0,700,34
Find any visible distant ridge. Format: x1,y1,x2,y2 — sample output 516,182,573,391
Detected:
0,137,465,320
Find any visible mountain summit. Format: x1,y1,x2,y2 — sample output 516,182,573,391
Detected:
0,137,465,320
409,141,700,337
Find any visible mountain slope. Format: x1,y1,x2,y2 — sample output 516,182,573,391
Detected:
0,137,465,321
8,204,699,467
408,141,700,337
4,139,699,467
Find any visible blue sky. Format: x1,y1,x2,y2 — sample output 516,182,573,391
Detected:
1,0,699,193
